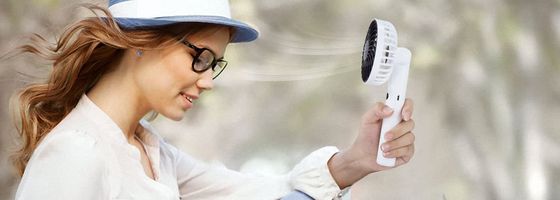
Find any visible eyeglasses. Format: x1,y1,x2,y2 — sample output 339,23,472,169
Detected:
180,39,228,80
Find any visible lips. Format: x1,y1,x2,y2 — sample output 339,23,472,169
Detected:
179,92,198,103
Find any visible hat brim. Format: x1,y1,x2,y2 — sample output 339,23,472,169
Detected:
113,16,258,43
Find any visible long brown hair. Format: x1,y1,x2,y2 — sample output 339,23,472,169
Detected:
10,4,232,177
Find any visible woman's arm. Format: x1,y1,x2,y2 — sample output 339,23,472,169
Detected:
171,99,415,199
170,142,342,200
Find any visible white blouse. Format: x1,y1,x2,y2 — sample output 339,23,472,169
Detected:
15,95,349,200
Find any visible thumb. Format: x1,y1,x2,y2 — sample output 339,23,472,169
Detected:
362,102,394,124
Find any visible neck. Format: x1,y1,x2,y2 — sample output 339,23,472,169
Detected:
87,64,150,142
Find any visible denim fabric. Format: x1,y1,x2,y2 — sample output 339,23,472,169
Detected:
281,191,314,200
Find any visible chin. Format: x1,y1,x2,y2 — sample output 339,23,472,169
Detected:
166,113,185,121
158,109,185,121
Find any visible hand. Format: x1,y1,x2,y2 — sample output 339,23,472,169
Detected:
327,98,415,188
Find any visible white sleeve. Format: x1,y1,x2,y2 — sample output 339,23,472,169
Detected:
15,130,109,200
169,142,344,200
289,146,344,200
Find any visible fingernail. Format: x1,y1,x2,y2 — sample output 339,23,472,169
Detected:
383,106,393,114
382,144,390,151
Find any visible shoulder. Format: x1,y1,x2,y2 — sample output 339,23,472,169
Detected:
26,129,105,174
16,130,109,199
48,109,101,136
37,129,100,155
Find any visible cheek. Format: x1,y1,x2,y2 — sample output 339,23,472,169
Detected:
157,53,200,93
162,54,192,81
141,52,190,93
136,69,174,110
134,51,197,119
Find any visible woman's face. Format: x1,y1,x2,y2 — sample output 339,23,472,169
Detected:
132,27,230,121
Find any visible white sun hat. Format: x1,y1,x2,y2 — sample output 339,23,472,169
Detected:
108,0,259,43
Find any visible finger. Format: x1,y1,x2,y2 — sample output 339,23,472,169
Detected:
382,132,415,152
362,102,394,123
384,119,415,141
395,144,415,166
383,144,412,158
401,98,414,121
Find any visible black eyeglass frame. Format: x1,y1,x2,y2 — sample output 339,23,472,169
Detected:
180,39,228,80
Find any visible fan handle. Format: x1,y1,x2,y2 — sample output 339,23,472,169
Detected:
376,47,411,167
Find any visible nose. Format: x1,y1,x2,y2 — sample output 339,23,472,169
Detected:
196,71,214,91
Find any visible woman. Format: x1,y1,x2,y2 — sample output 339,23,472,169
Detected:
11,0,416,199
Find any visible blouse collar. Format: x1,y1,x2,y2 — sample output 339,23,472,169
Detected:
74,94,160,146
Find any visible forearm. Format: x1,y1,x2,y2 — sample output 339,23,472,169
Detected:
327,149,370,189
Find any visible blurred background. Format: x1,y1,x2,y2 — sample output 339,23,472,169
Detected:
1,0,559,199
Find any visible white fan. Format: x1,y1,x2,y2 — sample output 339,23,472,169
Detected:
361,19,411,167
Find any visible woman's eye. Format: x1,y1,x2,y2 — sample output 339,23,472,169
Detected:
198,56,211,65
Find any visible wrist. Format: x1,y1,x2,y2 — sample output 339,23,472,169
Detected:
327,149,369,189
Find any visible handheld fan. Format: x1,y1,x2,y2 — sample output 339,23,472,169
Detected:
361,19,411,167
